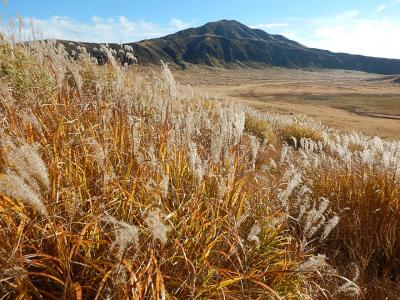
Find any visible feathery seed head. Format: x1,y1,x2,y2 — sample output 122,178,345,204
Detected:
145,209,168,245
0,171,48,216
104,216,139,259
247,224,261,248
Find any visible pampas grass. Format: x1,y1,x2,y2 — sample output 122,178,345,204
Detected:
0,29,399,298
0,171,47,216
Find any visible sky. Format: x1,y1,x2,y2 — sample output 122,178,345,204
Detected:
1,0,400,58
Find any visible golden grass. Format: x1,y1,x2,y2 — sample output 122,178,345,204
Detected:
309,159,400,292
0,34,399,299
244,113,277,144
280,123,323,147
0,38,316,299
174,66,400,139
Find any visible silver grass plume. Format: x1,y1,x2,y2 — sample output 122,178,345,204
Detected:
304,197,330,238
298,254,333,273
145,209,168,245
336,264,361,296
20,110,43,135
249,135,260,169
160,173,169,199
103,216,139,259
280,144,288,165
247,224,261,248
0,138,49,216
321,215,340,241
0,171,48,216
279,171,302,210
160,61,177,98
2,139,50,191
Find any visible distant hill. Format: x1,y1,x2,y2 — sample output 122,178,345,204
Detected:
60,19,400,75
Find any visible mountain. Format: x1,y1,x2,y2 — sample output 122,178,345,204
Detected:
61,20,400,75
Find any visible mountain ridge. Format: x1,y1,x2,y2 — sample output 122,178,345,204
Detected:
61,19,400,75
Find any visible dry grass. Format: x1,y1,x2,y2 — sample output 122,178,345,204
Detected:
0,36,324,299
173,65,400,139
0,33,399,299
244,113,276,144
280,124,323,147
309,148,400,293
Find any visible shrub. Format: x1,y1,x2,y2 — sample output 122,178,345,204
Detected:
244,113,277,144
280,123,323,147
0,42,55,102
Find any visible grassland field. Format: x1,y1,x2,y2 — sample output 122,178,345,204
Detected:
170,65,400,139
1,40,400,298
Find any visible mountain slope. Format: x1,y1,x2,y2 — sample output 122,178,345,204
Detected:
62,20,400,74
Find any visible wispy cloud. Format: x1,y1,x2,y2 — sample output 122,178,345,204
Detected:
251,23,289,31
336,9,360,19
302,11,400,58
169,18,195,30
375,3,387,13
5,16,196,43
252,9,400,59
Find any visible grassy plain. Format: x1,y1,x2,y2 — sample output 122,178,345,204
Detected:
173,66,400,139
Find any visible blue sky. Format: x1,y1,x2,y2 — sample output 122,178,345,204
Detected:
1,0,400,58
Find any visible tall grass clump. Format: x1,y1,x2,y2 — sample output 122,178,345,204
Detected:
0,33,346,299
0,29,399,299
280,123,323,148
297,134,400,296
244,113,276,144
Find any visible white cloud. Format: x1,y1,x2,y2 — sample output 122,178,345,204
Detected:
251,23,289,31
375,3,387,13
300,12,400,59
8,16,195,43
169,18,195,30
336,9,360,19
254,10,400,59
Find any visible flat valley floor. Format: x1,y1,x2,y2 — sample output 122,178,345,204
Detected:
169,66,400,139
